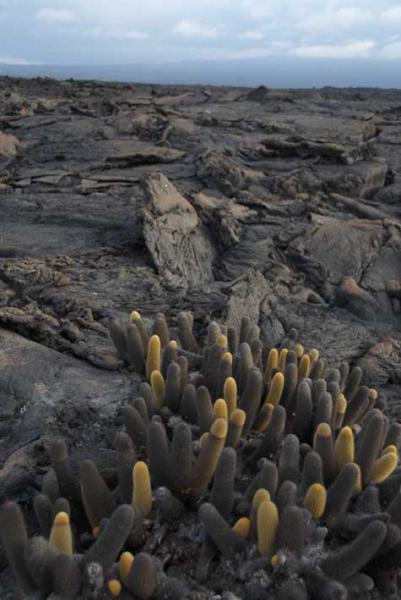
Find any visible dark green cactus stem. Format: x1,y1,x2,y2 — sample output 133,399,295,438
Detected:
109,318,128,361
314,393,333,432
152,312,170,347
238,342,254,395
177,355,188,393
321,520,387,581
180,383,198,424
133,396,149,425
278,434,300,483
199,503,247,557
327,381,340,430
309,359,326,381
197,385,214,435
245,459,278,504
161,340,178,378
216,353,232,399
252,404,286,461
209,447,236,519
34,493,53,537
51,552,82,599
276,480,297,515
126,323,145,373
138,381,156,416
204,342,225,394
239,316,251,345
227,326,238,354
115,432,136,504
127,552,157,600
80,459,115,526
314,424,336,484
292,380,313,440
147,418,171,488
50,439,77,506
85,504,135,573
124,406,148,449
23,536,57,595
324,463,359,524
312,378,326,406
177,311,198,352
240,367,263,434
165,362,181,412
356,409,384,485
170,422,193,497
280,362,298,409
155,487,185,520
53,497,70,518
0,501,35,594
301,450,324,495
343,386,369,427
277,506,307,556
344,366,363,402
385,422,401,450
41,467,60,503
338,362,349,391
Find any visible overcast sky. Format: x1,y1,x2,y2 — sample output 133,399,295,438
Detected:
1,0,401,65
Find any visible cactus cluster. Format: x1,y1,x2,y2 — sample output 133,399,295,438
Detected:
1,310,401,599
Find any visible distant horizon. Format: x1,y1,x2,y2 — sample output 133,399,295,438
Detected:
1,56,401,89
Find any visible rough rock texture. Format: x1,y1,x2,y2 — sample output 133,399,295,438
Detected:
0,76,401,597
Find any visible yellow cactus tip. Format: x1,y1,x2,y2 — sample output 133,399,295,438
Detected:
370,452,398,484
223,351,233,363
309,348,319,360
252,488,271,509
340,426,353,438
316,423,332,438
271,554,279,568
214,399,228,420
54,511,69,525
232,517,250,538
338,395,347,415
217,334,228,347
211,418,228,438
382,444,398,456
92,526,100,538
231,409,246,426
304,483,327,519
134,461,149,476
294,343,304,358
119,551,134,582
130,310,141,322
368,388,378,401
168,340,178,349
107,579,122,597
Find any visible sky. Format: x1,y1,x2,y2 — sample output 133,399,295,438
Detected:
1,0,401,66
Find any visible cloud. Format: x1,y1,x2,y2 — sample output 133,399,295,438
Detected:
86,26,149,40
239,29,266,40
379,41,401,58
0,55,36,65
292,40,375,59
241,1,272,19
172,19,219,38
380,5,401,23
297,7,374,35
35,8,78,24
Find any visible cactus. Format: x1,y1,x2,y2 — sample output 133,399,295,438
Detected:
132,461,152,517
126,552,157,599
257,499,279,557
304,483,327,518
49,512,73,555
146,334,161,379
265,372,285,406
